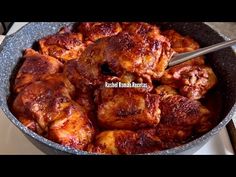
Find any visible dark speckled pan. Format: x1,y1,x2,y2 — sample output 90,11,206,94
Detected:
0,22,236,155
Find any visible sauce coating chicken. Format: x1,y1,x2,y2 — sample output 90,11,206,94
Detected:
14,48,63,93
160,30,217,99
75,22,122,42
87,129,163,154
11,22,220,154
88,85,212,155
155,85,213,136
39,27,85,62
64,24,174,90
13,74,95,150
96,88,161,130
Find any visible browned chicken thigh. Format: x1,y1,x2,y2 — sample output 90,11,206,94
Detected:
75,22,122,42
14,48,63,93
39,27,85,62
13,74,95,150
87,129,164,154
96,88,161,130
154,85,212,148
105,29,174,80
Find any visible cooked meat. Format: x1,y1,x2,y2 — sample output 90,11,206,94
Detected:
160,29,217,100
87,127,187,154
63,40,109,86
87,129,163,155
105,30,174,79
155,85,178,99
75,22,122,42
155,85,212,147
14,48,63,93
159,94,211,127
39,27,85,62
66,31,174,89
11,22,220,154
13,74,75,130
87,130,138,154
47,100,95,150
162,29,200,53
154,124,193,149
160,61,217,100
96,88,161,130
74,84,98,128
13,74,94,150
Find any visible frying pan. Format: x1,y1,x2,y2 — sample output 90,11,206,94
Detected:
0,22,236,155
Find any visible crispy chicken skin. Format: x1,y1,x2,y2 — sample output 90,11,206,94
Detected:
87,130,138,154
76,22,122,42
39,27,85,62
154,124,192,149
87,129,163,154
105,30,174,80
155,85,211,126
47,100,95,150
13,74,75,130
13,74,94,150
14,48,63,93
160,95,210,127
155,85,212,139
63,39,108,87
96,88,161,130
87,126,190,154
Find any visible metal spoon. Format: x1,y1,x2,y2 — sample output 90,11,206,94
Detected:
168,38,236,67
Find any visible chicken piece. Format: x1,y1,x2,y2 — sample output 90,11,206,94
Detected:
154,124,193,149
63,39,109,86
162,29,206,78
105,30,174,80
13,74,75,130
47,100,95,150
160,94,211,127
155,85,213,140
160,61,217,99
162,29,200,53
87,127,192,154
13,48,63,93
87,130,138,154
155,85,178,99
121,22,164,41
160,29,216,100
96,88,161,130
75,22,122,42
73,84,99,129
39,27,85,62
88,129,164,154
13,74,95,150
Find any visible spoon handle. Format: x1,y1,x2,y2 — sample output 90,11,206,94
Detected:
169,38,236,67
